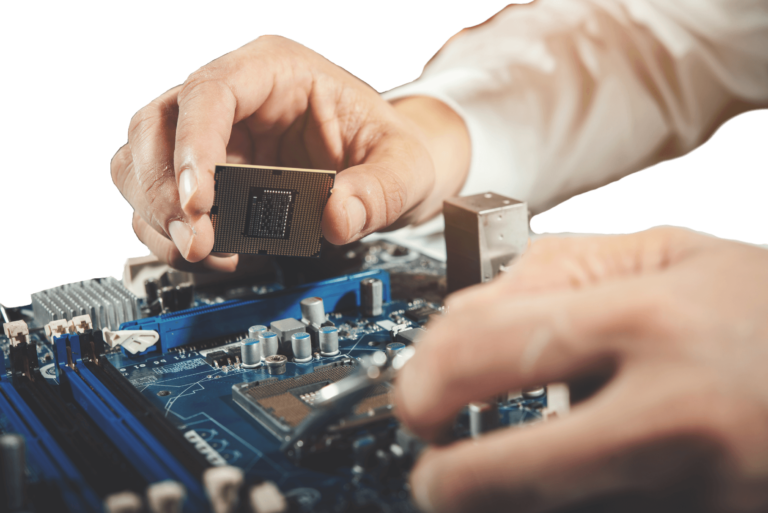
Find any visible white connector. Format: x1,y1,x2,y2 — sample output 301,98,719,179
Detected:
102,329,160,354
44,319,71,341
2,320,29,347
69,314,93,333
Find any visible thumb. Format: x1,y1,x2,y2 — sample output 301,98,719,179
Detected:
322,134,435,244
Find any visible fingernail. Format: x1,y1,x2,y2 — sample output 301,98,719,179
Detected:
344,196,367,241
178,168,198,211
168,220,194,259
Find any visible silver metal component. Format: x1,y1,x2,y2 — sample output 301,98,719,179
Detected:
265,354,287,375
522,386,546,398
360,278,383,316
248,325,268,340
31,277,141,331
270,318,306,354
318,326,339,356
386,342,406,359
0,434,26,511
240,338,262,368
468,401,500,438
259,331,279,359
291,332,312,363
300,297,325,327
443,192,528,293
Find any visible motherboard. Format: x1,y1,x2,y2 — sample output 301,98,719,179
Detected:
0,194,557,513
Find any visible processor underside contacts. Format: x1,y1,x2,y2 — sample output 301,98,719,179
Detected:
210,164,336,257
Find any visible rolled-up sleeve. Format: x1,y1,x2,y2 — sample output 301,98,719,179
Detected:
383,0,768,214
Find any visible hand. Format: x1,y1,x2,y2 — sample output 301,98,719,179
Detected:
395,227,768,512
111,36,469,271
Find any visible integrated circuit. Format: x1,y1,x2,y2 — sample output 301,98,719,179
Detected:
210,164,336,257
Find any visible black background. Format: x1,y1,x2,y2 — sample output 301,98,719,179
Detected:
0,3,768,305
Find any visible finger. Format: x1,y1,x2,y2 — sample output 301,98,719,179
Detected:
131,213,238,273
409,369,716,513
321,132,435,244
446,229,696,314
395,277,664,440
114,88,215,262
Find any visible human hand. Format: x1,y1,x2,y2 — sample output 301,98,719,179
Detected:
111,36,469,271
395,227,768,512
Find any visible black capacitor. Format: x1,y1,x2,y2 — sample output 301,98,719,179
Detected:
160,285,177,311
175,282,194,310
144,278,160,304
0,434,26,512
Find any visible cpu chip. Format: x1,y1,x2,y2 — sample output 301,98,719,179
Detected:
210,164,336,257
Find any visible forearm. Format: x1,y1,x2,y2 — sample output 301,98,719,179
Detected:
384,0,768,214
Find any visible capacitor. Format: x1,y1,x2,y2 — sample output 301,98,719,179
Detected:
175,282,194,310
522,386,546,398
258,331,279,359
468,401,500,438
248,325,268,340
360,278,383,317
386,342,406,359
240,338,261,368
160,285,177,311
265,354,287,375
300,297,326,327
291,332,312,363
144,278,160,304
0,434,26,512
318,326,339,356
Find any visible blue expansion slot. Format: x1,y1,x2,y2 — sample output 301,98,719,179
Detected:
120,269,391,353
54,333,208,513
0,374,102,512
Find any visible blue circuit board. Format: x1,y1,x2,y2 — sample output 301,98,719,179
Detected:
0,245,547,513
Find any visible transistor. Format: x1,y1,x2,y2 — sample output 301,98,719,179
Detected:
210,164,336,257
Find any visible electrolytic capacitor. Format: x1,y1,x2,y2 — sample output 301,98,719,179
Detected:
0,434,26,512
468,401,500,438
300,297,326,326
265,355,287,375
291,332,312,363
386,342,406,359
144,278,160,304
175,282,194,310
160,285,176,311
248,325,268,340
360,278,383,317
259,331,279,359
240,338,261,368
318,326,339,356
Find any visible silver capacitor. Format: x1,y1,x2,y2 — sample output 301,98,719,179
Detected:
291,332,312,363
259,331,279,359
318,326,339,356
265,355,287,375
248,325,268,340
300,297,325,326
468,401,500,438
240,338,261,368
360,278,383,317
386,342,406,359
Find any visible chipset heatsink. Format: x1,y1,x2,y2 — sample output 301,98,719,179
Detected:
211,164,336,257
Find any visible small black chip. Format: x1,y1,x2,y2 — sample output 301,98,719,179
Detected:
404,304,440,324
211,164,335,257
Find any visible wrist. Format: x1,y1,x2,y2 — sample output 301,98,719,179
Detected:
390,96,471,224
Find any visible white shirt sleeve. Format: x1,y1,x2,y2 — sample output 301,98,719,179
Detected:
382,0,768,214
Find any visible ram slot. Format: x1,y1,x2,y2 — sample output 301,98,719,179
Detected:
54,333,208,512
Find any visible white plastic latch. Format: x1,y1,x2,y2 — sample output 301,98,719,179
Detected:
69,315,93,333
3,320,30,347
45,319,71,341
102,329,160,354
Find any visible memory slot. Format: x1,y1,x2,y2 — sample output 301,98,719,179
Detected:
54,332,208,513
0,380,102,513
13,370,148,497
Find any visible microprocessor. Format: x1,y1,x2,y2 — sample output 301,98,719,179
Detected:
210,164,336,257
